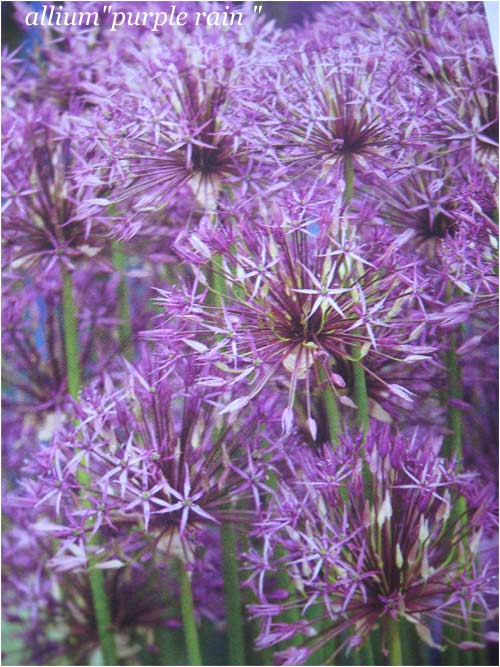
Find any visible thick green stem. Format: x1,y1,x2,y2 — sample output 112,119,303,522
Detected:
209,254,226,308
353,359,370,432
178,559,202,666
221,523,246,665
443,330,463,459
62,268,82,398
343,154,354,205
61,266,117,666
153,627,170,665
111,242,133,359
387,621,403,667
359,636,375,666
87,569,117,665
208,254,247,665
154,626,185,666
318,363,340,444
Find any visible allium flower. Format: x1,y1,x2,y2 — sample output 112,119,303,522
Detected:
260,48,409,185
367,154,497,253
92,34,271,225
150,203,435,433
1,515,200,666
404,6,499,165
2,102,109,272
2,266,132,416
19,352,279,566
249,424,498,664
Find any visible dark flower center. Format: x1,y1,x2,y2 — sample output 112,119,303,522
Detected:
191,144,221,173
418,211,456,240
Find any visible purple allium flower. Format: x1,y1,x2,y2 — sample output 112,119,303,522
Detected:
150,203,435,433
258,47,410,185
2,265,134,417
2,102,110,272
249,425,497,663
89,27,274,228
1,515,202,665
18,352,280,565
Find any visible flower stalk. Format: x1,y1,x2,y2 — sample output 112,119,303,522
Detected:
343,153,370,435
353,353,370,432
317,363,340,444
343,154,355,206
178,558,202,666
443,329,463,459
387,621,403,667
221,523,246,665
111,241,133,360
345,136,376,667
208,244,247,666
62,267,82,399
61,265,117,666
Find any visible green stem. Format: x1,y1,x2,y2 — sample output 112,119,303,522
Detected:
153,627,171,665
87,568,117,665
400,617,422,666
443,329,463,459
387,621,403,667
353,358,370,432
221,523,246,665
154,626,185,666
62,267,82,397
345,158,369,434
442,319,483,666
359,636,375,666
209,254,226,308
111,242,133,359
343,154,354,205
318,363,340,444
178,559,202,666
208,253,247,665
61,265,117,666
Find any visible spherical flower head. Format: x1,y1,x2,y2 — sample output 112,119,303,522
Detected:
152,202,435,436
1,264,136,418
249,424,497,663
1,513,192,665
2,102,110,273
92,32,271,232
261,47,410,185
369,153,498,266
20,351,280,568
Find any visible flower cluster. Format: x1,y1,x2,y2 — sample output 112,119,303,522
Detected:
248,426,498,664
2,2,498,666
